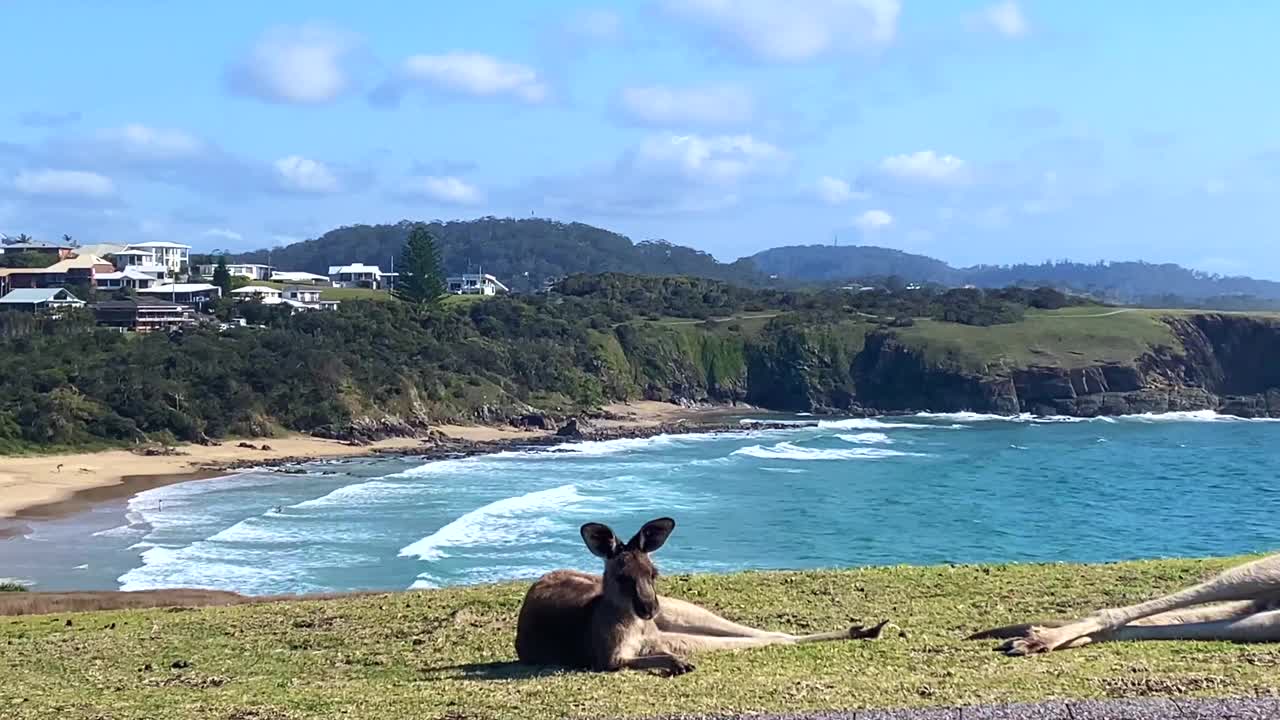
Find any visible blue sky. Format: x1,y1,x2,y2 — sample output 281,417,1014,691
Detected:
2,1,1278,276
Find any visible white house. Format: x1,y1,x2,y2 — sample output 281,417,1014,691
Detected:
328,263,396,289
112,249,170,279
139,283,222,306
270,271,331,285
283,286,322,304
230,286,283,303
95,268,161,291
122,242,191,275
447,273,508,296
197,262,274,281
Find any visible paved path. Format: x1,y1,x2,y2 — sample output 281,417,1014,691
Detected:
666,697,1280,719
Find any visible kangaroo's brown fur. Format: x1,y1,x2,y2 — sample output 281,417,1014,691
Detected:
514,517,892,676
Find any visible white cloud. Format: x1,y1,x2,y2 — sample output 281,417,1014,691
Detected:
617,84,755,128
880,150,967,184
659,0,901,61
380,52,548,104
14,169,115,198
202,228,244,242
974,1,1028,38
633,133,784,185
398,176,483,205
226,24,360,105
854,208,893,231
273,155,340,193
815,175,866,205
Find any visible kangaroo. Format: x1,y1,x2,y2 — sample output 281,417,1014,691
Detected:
514,517,891,676
970,552,1280,655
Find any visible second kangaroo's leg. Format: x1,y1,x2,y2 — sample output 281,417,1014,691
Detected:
970,600,1262,642
1000,555,1280,656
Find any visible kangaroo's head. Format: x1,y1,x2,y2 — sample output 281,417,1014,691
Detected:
580,517,675,621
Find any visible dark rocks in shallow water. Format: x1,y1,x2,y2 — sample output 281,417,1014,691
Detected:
556,417,591,438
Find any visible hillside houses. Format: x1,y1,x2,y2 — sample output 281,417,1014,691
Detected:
447,272,508,296
197,262,273,280
329,263,396,289
0,235,510,330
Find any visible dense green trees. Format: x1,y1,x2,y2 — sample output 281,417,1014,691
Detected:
392,225,446,305
0,273,1095,452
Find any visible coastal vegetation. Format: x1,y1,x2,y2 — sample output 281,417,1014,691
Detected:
0,275,1101,453
1,555,1276,719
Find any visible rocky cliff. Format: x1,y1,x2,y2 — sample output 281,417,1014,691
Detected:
851,313,1280,417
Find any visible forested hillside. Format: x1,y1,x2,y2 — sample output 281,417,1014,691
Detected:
226,218,762,293
0,276,1092,452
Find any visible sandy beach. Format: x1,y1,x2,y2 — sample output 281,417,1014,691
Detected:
0,400,743,528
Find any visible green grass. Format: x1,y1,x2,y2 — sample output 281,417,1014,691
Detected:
891,308,1181,373
4,556,1279,719
254,282,490,305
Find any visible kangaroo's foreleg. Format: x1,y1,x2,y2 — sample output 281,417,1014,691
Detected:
999,555,1280,656
619,653,695,677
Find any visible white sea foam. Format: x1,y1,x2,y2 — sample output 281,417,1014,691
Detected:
817,418,941,430
291,479,427,510
398,483,597,561
915,410,1278,424
837,432,893,445
732,441,926,461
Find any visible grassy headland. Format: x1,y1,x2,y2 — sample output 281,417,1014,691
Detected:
3,555,1278,719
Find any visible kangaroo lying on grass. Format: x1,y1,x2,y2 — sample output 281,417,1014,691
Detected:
515,517,891,676
971,553,1280,654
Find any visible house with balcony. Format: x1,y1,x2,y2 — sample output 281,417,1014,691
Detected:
230,285,283,303
196,262,274,281
121,241,190,275
93,297,192,333
328,263,396,289
447,273,509,296
95,268,161,291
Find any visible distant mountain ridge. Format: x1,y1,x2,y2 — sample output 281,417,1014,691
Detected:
224,217,1280,303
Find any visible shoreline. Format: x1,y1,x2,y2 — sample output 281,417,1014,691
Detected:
0,401,768,532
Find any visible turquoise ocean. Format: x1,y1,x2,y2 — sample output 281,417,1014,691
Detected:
3,411,1278,594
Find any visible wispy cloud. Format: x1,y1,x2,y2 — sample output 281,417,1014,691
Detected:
225,24,362,105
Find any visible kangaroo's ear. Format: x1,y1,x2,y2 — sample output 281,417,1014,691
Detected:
627,517,675,554
581,523,622,559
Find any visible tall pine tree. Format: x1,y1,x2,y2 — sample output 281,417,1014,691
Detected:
392,225,446,305
212,256,233,297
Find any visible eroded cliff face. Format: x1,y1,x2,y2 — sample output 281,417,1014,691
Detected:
850,314,1280,417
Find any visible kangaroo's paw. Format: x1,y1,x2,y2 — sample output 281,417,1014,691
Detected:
661,656,696,677
997,626,1057,656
